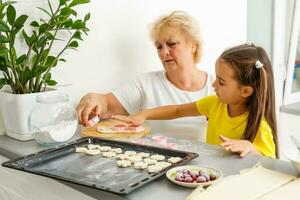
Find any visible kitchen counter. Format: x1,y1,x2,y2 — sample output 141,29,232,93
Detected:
0,132,298,200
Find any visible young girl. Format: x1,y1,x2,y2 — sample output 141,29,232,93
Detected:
113,43,278,158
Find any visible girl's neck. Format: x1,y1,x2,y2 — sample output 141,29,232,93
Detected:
227,103,248,117
166,68,207,91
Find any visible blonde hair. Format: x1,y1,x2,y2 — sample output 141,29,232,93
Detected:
149,11,203,63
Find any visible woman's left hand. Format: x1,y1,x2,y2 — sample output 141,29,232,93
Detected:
219,135,261,158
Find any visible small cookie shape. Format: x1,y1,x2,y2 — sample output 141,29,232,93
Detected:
99,146,111,151
156,161,171,169
124,151,137,156
137,152,150,158
127,155,142,163
117,160,131,168
168,157,182,164
116,154,128,160
102,151,116,158
87,144,99,150
133,162,148,169
85,149,101,156
147,164,163,173
150,154,165,161
75,147,87,153
111,148,122,154
144,158,157,165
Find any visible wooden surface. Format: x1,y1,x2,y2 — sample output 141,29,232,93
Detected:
81,119,150,139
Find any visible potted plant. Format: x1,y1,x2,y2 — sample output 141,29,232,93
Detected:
0,0,90,140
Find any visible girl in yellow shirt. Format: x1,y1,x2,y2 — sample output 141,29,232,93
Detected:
113,43,278,158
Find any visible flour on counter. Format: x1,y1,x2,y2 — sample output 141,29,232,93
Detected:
34,120,78,144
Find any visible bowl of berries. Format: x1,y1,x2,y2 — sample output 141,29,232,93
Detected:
166,165,223,188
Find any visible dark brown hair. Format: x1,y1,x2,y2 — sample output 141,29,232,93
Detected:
220,43,278,158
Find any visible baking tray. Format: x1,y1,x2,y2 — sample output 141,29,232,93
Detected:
1,137,198,194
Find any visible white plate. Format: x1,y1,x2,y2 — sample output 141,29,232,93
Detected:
166,165,223,188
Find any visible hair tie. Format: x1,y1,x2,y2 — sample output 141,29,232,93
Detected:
255,60,264,69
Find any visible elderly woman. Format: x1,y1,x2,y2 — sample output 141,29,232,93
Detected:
76,11,213,141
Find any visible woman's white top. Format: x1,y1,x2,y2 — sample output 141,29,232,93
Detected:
112,70,213,141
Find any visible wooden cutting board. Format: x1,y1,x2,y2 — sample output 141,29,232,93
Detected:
81,119,150,139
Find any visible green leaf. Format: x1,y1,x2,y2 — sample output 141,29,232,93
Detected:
0,78,7,89
84,13,90,21
33,66,47,76
45,56,56,68
37,36,47,48
14,15,28,27
59,58,66,62
30,21,39,27
7,5,16,25
44,73,51,80
16,54,26,65
22,30,30,45
39,23,48,34
63,19,73,28
72,20,82,29
73,31,82,40
0,20,10,32
69,40,78,48
0,35,9,43
0,47,8,56
46,79,57,86
60,7,71,16
46,32,54,40
59,0,68,5
69,0,90,7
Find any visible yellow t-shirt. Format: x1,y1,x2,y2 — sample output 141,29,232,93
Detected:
196,95,276,158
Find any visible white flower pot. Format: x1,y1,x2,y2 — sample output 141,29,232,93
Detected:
0,86,58,141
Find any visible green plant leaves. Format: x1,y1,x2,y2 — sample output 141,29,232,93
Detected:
7,5,16,25
0,78,7,89
0,35,9,43
46,79,57,86
0,20,10,32
69,0,90,7
0,46,8,56
14,15,28,27
69,40,78,48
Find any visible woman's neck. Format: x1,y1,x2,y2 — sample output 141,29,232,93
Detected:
166,68,207,91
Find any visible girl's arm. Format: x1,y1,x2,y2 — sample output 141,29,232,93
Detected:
112,102,199,125
220,135,261,157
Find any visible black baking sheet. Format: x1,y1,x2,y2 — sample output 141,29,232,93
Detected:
1,137,198,194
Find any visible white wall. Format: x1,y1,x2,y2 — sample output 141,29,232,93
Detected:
12,0,247,104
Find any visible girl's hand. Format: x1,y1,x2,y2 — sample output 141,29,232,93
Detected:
219,135,261,158
112,113,146,125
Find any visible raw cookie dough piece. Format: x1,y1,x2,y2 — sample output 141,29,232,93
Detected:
87,144,99,150
137,152,150,158
99,146,111,151
156,161,171,169
102,151,116,158
147,165,163,173
86,149,101,156
144,158,157,165
75,147,87,153
168,157,182,164
127,155,142,163
116,154,128,160
117,160,131,168
150,154,165,161
111,148,122,154
133,162,148,169
124,151,137,156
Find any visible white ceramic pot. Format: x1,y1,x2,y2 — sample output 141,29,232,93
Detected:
0,86,58,141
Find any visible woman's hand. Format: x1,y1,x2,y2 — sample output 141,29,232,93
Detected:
76,93,105,126
112,112,146,125
219,135,261,158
